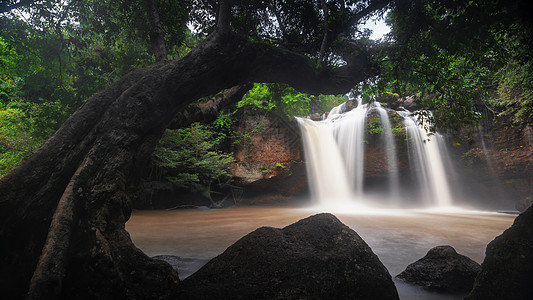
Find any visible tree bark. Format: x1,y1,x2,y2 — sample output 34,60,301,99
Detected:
169,83,253,129
145,0,168,61
0,27,377,298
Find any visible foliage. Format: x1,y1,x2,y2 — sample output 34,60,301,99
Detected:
366,114,383,135
317,94,349,113
489,61,533,124
238,83,310,117
364,0,533,131
238,82,347,117
211,109,236,145
147,123,234,198
0,0,194,176
0,34,67,176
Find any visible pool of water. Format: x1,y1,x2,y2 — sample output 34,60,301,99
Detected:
126,205,516,299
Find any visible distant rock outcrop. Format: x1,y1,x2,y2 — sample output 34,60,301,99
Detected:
397,245,481,294
466,205,533,299
178,213,399,299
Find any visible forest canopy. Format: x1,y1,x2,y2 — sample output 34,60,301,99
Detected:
1,0,532,177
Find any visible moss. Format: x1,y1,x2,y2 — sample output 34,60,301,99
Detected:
366,114,383,135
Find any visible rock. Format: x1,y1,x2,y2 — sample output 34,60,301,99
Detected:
375,93,401,109
153,255,210,280
237,162,309,204
178,213,399,299
466,205,533,299
340,99,357,113
397,94,419,111
309,112,322,121
396,245,481,293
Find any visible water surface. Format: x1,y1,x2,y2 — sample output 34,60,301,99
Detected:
126,205,515,299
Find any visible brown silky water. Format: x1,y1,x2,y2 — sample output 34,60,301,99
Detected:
126,205,515,300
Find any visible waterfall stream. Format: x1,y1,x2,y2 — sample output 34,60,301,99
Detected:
373,102,400,201
399,110,453,207
297,101,455,209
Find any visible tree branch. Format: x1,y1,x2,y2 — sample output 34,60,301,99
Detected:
347,0,391,29
216,0,232,35
269,0,287,38
318,0,330,64
169,83,253,129
243,38,379,95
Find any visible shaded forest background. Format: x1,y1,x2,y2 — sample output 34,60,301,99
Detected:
1,0,532,197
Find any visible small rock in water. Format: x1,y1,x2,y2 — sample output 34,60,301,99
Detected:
396,245,481,294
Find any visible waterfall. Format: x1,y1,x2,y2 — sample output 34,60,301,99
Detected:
297,117,353,206
373,102,400,200
298,100,455,209
330,101,368,197
399,110,453,207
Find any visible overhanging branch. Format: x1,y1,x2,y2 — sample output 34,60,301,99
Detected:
245,39,379,95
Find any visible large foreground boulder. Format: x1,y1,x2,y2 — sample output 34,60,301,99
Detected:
466,206,533,299
178,213,399,299
396,245,480,293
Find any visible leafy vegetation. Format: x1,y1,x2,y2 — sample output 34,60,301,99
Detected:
366,114,383,135
238,82,347,117
359,0,533,132
490,61,533,124
144,123,234,201
0,0,197,177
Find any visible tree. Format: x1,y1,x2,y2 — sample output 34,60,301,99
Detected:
0,0,531,298
142,123,234,208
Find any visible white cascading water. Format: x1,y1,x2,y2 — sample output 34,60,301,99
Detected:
297,117,353,207
298,100,455,210
296,100,369,209
373,102,400,199
399,110,453,207
330,100,368,197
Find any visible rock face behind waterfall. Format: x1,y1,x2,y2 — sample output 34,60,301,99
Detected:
396,245,481,293
466,205,533,299
178,213,399,299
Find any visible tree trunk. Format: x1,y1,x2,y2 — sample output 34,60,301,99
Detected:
145,0,168,62
0,28,376,298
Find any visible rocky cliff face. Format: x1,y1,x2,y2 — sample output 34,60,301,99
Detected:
231,112,307,203
452,117,533,210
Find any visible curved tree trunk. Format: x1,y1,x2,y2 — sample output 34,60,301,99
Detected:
0,26,377,298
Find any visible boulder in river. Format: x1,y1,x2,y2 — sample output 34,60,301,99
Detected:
466,205,533,299
396,245,481,294
178,213,399,299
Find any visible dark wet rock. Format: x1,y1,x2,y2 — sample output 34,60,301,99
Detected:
375,93,420,111
466,205,533,299
309,112,322,121
340,99,357,113
152,255,210,280
396,245,481,294
178,213,399,299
